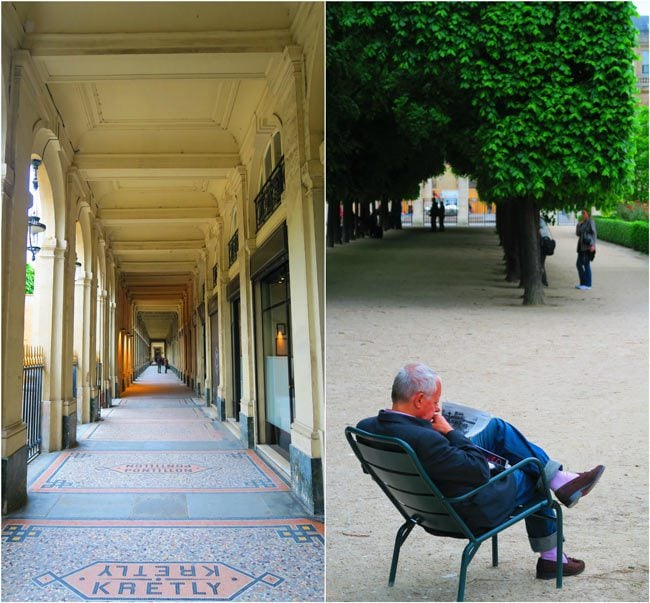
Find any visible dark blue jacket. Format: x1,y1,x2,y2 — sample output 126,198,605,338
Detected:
357,410,517,532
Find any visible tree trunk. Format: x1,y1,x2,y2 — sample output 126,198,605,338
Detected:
518,197,544,305
390,199,402,229
358,202,370,238
499,202,520,283
379,199,390,231
326,200,340,247
342,199,354,243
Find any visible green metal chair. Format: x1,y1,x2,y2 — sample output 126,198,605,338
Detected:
345,426,563,602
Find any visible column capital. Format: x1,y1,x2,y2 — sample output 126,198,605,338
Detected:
301,159,323,192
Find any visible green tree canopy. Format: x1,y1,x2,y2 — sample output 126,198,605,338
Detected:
25,263,34,294
327,1,639,304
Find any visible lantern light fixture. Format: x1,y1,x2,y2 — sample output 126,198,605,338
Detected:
27,214,46,261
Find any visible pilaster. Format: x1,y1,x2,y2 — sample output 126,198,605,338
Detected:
234,166,256,447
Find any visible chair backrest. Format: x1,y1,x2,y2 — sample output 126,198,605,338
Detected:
345,426,474,539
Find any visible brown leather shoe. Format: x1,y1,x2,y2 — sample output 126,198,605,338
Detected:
554,465,605,508
536,556,585,579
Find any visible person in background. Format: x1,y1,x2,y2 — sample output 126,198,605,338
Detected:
429,200,438,232
575,209,597,290
438,199,446,231
539,217,555,287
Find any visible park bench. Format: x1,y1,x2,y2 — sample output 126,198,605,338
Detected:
345,426,564,601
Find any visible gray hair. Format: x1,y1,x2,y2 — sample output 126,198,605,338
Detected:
391,363,440,403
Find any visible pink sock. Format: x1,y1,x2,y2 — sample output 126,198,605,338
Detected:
549,469,578,491
540,547,568,563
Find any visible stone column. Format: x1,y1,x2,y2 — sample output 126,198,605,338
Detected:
415,178,432,227
98,287,108,408
457,176,470,227
217,271,231,422
1,152,30,513
279,45,324,514
109,297,116,401
87,262,98,420
76,273,92,423
34,236,67,452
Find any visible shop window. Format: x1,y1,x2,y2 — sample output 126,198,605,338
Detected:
259,262,293,458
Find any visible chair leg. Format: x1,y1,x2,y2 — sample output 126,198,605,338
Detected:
457,542,477,602
554,502,563,589
388,520,416,587
491,535,498,567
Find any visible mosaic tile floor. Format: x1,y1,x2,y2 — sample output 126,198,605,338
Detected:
3,367,323,602
2,519,323,602
30,450,289,493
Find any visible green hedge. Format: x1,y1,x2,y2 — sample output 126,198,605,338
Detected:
594,217,649,254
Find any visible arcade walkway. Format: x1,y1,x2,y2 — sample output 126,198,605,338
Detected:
2,367,323,602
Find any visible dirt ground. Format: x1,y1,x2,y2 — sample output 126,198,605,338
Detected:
325,225,649,602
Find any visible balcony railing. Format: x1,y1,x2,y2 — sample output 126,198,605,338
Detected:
228,230,239,267
255,156,285,231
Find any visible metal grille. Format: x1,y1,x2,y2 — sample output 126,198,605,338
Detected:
22,346,44,463
254,156,285,231
96,361,104,410
228,231,239,267
468,210,496,225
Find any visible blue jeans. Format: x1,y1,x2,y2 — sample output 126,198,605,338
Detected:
576,250,592,287
471,418,563,552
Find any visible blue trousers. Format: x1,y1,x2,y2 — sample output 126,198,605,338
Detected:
471,418,562,552
576,250,592,287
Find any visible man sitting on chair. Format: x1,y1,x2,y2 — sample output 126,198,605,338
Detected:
357,363,604,579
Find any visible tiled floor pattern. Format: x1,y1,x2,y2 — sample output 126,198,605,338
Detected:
2,367,323,601
31,450,290,493
2,519,323,602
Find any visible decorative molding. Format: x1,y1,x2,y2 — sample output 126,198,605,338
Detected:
25,30,293,57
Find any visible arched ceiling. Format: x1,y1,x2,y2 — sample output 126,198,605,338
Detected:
14,1,304,337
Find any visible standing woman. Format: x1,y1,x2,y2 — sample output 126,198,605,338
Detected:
575,209,597,290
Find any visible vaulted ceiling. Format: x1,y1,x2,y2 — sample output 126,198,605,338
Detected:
14,1,305,340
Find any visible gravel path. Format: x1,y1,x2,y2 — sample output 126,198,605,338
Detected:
326,225,648,602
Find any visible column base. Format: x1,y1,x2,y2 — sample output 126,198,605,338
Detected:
2,445,27,514
239,412,255,449
90,396,99,422
290,445,324,515
205,387,210,405
218,396,226,421
62,412,77,448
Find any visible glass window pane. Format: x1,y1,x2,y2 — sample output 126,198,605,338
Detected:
273,132,282,163
264,146,272,181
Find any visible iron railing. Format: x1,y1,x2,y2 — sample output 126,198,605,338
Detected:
254,156,285,230
96,361,104,410
22,346,44,463
468,209,496,225
228,230,239,267
72,357,78,400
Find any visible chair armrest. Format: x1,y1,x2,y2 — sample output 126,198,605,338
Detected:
446,457,553,505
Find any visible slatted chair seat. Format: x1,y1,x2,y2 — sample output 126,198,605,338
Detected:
345,426,564,602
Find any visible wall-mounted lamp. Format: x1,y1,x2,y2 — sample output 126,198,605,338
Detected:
275,323,287,356
31,158,41,190
27,214,46,261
